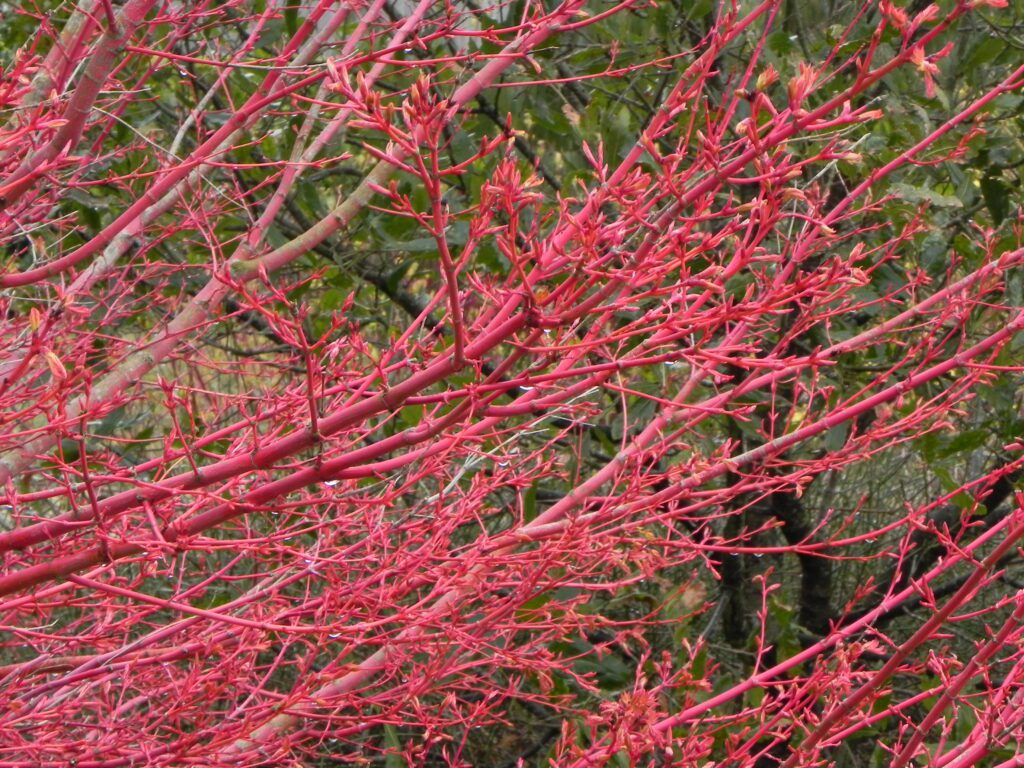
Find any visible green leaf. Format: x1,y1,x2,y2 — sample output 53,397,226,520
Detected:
319,287,346,311
383,723,403,768
523,480,538,522
980,175,1009,225
890,182,963,208
823,422,849,453
934,429,988,459
964,37,1006,70
768,30,795,56
284,2,298,35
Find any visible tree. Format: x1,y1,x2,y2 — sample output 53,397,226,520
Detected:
1,0,1023,764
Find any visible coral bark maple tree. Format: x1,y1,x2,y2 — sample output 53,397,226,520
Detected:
1,0,1024,765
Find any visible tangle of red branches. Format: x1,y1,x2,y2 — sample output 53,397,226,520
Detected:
0,0,1023,765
